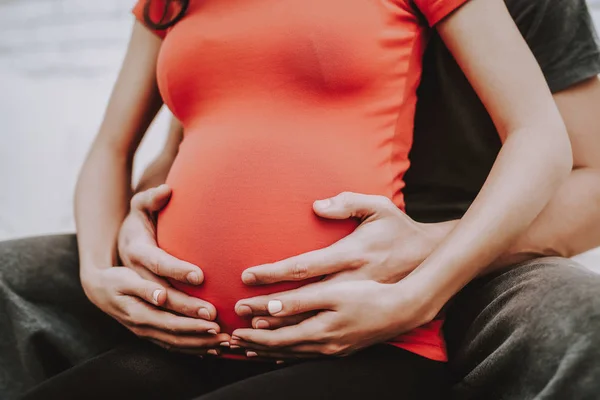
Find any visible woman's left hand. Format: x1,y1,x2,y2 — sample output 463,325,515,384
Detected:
230,277,440,359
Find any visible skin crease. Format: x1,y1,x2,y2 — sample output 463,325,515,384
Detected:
78,0,592,358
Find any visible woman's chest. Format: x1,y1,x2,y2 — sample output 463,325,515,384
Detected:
156,0,424,112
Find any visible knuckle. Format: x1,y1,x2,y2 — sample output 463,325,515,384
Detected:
322,344,342,356
290,262,309,280
338,191,354,204
166,336,183,347
130,193,144,210
375,195,393,208
288,300,303,314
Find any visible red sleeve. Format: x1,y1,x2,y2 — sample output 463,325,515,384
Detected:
412,0,470,27
132,0,170,39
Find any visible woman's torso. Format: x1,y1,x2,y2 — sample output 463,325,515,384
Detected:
137,0,447,361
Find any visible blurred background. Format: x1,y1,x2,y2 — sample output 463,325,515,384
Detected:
0,0,599,269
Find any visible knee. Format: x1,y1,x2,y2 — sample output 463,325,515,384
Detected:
0,234,79,293
495,259,600,354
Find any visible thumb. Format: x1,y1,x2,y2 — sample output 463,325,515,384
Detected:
131,184,172,213
313,192,392,220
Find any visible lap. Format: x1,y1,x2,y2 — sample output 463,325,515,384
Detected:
0,235,130,400
445,257,600,399
198,346,448,400
23,343,448,400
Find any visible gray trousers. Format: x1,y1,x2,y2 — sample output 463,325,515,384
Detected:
1,234,599,400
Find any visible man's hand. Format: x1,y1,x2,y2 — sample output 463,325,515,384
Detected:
81,185,230,355
231,192,451,358
230,277,438,359
241,192,450,286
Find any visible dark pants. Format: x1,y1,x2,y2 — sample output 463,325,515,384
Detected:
1,235,600,400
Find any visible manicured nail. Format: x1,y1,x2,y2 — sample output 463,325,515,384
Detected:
232,336,241,341
241,272,256,285
276,360,285,365
187,272,201,285
314,199,332,209
220,342,230,347
236,305,252,316
255,319,270,329
198,308,211,319
246,351,258,358
230,345,240,349
152,289,163,304
207,329,218,335
208,349,219,356
268,300,283,315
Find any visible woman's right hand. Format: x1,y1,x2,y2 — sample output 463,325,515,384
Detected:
81,185,230,355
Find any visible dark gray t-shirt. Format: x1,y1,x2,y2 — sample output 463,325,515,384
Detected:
404,0,600,223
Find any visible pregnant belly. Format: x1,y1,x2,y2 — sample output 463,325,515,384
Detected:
156,127,390,334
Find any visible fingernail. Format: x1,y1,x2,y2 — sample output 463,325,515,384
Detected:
232,336,241,341
220,342,230,347
314,199,332,209
236,305,253,316
187,272,201,285
255,319,270,329
230,345,240,349
276,360,285,365
152,289,162,304
208,349,219,356
207,329,218,335
198,308,211,319
241,272,256,285
246,351,258,358
268,300,283,315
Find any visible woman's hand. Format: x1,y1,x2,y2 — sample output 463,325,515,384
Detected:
230,277,439,359
241,192,453,286
81,266,229,355
119,184,205,284
81,185,230,355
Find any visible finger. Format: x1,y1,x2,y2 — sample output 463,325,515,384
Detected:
251,313,315,330
130,184,172,213
131,303,222,334
232,317,327,348
235,284,332,318
242,243,358,286
243,349,321,360
313,192,395,220
143,331,230,351
115,267,168,307
163,287,217,320
129,243,204,285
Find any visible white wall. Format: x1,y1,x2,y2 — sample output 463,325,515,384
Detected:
0,0,598,270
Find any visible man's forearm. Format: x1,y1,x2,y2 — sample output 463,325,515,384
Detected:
493,167,600,269
134,117,182,193
135,155,172,193
430,168,600,275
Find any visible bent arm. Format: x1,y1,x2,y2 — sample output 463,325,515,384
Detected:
404,0,572,310
495,77,600,265
430,77,600,272
74,23,163,272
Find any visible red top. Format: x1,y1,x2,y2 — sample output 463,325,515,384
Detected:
133,0,469,362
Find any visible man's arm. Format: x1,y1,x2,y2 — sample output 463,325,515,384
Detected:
430,78,600,271
135,116,182,192
482,77,600,270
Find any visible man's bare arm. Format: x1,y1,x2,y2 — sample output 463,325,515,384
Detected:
456,77,600,270
135,117,183,192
